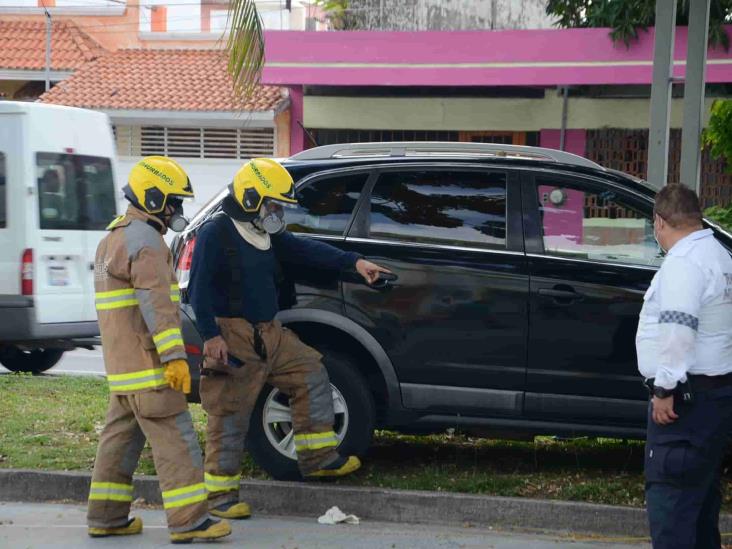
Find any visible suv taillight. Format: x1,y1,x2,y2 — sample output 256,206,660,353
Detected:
21,248,33,296
176,237,196,286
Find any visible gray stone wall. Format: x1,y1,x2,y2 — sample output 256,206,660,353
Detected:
344,0,555,31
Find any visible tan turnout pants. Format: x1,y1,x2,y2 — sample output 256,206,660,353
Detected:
201,318,339,508
87,387,209,532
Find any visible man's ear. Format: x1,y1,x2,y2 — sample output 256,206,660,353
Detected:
654,214,664,231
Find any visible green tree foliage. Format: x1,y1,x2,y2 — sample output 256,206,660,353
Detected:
702,100,732,227
704,204,732,231
315,0,362,30
703,100,732,170
225,0,265,98
546,0,732,49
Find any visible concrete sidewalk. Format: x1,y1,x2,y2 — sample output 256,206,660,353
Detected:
0,502,644,548
0,469,667,539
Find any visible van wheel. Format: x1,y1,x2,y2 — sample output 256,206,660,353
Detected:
246,347,375,481
0,346,65,374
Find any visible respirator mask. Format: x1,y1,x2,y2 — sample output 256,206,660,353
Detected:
252,199,292,235
166,197,189,233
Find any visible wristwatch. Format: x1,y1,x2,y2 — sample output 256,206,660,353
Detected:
653,384,675,399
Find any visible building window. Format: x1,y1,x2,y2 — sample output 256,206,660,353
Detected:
309,128,539,147
114,125,275,159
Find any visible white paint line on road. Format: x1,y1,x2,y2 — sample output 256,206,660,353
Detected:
1,524,168,530
51,371,105,376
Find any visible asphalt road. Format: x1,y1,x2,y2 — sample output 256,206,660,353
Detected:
0,348,105,376
0,502,644,548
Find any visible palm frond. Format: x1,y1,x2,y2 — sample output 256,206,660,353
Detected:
225,0,265,99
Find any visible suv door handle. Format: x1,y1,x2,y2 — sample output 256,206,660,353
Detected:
538,286,583,303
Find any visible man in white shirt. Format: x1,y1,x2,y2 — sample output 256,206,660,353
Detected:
637,184,732,549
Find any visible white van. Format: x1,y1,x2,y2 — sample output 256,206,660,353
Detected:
0,101,118,373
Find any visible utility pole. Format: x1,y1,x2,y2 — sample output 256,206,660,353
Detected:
647,0,677,188
680,0,711,192
43,2,52,92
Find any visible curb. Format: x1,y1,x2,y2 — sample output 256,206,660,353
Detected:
2,468,732,537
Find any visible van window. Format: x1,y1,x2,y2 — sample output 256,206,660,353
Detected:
37,153,116,230
0,152,6,228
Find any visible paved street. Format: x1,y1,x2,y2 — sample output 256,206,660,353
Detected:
0,348,105,377
51,348,105,376
0,502,643,548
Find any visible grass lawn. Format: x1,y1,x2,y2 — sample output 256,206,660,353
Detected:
1,373,725,509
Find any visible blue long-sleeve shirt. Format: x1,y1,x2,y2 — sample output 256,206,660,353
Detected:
188,214,361,341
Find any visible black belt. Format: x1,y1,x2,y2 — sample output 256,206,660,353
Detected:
688,372,732,392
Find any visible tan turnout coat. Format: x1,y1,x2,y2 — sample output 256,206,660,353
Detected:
94,205,185,393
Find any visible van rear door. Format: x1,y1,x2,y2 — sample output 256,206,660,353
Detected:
0,112,21,299
33,152,117,324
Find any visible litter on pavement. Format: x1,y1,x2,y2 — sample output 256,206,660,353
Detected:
317,506,360,525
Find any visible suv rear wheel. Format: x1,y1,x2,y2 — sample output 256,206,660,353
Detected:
0,346,65,374
246,346,375,480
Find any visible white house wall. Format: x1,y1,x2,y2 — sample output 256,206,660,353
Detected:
116,156,242,242
303,93,723,131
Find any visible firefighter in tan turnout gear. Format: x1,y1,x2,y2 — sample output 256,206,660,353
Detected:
188,158,389,519
87,156,231,544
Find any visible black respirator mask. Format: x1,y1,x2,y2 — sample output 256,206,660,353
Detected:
252,200,288,235
165,197,189,233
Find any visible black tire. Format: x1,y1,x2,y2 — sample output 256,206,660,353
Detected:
0,346,65,374
246,346,376,481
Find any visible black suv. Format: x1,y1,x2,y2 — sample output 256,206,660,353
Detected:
172,142,731,480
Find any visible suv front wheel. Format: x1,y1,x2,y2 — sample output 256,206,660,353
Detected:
246,346,375,480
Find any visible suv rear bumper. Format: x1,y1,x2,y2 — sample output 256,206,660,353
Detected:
0,296,99,342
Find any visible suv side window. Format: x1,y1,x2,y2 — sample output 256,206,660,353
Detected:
535,177,662,267
0,152,6,228
368,170,507,249
287,172,368,236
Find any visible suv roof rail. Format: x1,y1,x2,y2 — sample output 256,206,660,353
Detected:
290,141,604,170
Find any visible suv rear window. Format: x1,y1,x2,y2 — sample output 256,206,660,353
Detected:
287,173,368,236
37,153,116,230
368,170,507,249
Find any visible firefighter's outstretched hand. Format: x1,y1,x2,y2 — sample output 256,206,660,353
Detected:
356,259,391,285
164,359,191,394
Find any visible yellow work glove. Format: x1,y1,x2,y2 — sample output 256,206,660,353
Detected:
164,359,191,394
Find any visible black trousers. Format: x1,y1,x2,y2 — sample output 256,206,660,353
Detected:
645,385,732,549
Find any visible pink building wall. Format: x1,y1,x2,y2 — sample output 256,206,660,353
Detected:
262,26,732,87
538,129,587,158
262,27,732,155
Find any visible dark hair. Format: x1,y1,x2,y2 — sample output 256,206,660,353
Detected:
654,184,703,229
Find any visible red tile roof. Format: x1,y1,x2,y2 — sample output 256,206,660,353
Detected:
0,19,105,71
40,49,287,112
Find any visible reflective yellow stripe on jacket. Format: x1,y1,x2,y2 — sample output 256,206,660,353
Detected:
96,284,179,311
107,367,167,392
170,283,180,303
161,482,207,509
95,288,138,311
153,328,184,355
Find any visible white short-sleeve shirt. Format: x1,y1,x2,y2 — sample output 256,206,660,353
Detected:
636,229,732,389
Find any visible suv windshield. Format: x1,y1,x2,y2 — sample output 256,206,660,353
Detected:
37,152,116,231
